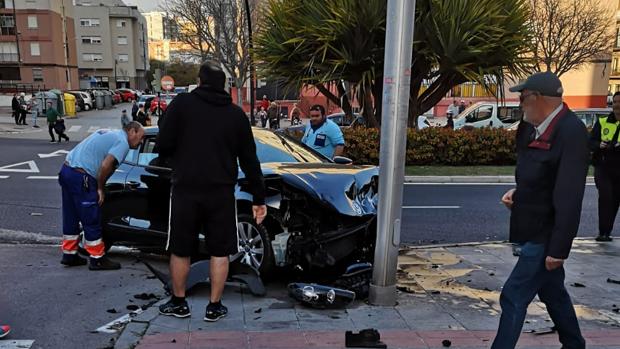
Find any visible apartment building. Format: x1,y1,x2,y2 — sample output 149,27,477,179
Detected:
74,0,148,89
143,11,187,62
0,0,79,90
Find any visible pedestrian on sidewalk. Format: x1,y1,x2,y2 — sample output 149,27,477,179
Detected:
257,106,267,128
494,71,589,349
11,93,19,124
17,93,28,125
0,324,10,338
29,93,41,128
590,91,620,242
121,109,131,127
267,101,279,129
134,104,149,127
59,121,144,270
131,100,139,119
290,103,301,125
156,61,266,322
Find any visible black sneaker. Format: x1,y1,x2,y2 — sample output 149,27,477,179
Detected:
204,302,227,322
89,256,121,270
61,254,87,267
159,299,191,318
596,235,613,242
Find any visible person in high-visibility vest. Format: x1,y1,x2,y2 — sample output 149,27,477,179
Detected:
590,91,620,242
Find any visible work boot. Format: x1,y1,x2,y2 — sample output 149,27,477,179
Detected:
89,256,121,270
595,234,613,242
60,253,87,267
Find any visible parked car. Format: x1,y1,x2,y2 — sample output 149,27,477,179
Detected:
69,91,94,110
174,86,188,94
117,88,138,102
284,112,364,133
506,107,611,131
149,94,177,115
98,127,378,277
111,90,122,104
452,101,522,130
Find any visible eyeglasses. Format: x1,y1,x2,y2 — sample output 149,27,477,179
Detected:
309,113,322,117
519,92,539,103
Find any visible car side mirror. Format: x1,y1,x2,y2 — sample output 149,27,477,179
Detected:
333,156,353,165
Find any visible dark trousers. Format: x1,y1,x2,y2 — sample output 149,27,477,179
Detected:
594,166,620,236
18,110,26,124
492,242,585,349
13,110,18,124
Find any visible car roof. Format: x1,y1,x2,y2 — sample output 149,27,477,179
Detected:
144,126,281,137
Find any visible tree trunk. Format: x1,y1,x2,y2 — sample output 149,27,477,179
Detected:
362,87,378,128
337,82,353,119
314,83,342,107
372,77,383,126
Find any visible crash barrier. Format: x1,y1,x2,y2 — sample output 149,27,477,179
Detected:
284,126,517,166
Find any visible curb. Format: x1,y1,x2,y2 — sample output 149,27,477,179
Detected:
404,175,595,184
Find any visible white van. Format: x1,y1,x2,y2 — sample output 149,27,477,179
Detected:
453,101,522,130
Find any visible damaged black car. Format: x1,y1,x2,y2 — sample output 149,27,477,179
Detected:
100,127,378,278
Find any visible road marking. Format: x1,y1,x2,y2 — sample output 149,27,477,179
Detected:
0,175,8,179
67,125,81,132
405,182,596,186
0,340,35,348
403,206,461,209
95,309,143,334
87,126,98,133
26,176,58,180
0,160,39,173
38,149,69,158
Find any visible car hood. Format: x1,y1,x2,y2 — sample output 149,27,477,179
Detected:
260,162,379,216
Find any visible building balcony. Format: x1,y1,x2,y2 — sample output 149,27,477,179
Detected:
0,52,18,63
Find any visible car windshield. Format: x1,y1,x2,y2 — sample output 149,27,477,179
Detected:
253,129,328,164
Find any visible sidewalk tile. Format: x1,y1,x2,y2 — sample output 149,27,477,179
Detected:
380,330,428,348
148,314,190,332
347,306,409,330
136,330,190,347
189,330,248,349
248,331,308,349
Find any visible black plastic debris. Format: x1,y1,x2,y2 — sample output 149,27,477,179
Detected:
431,290,441,295
126,305,140,311
570,282,586,288
106,309,118,314
288,283,355,309
345,328,386,349
607,278,620,285
134,293,157,300
254,308,262,314
171,339,176,343
524,326,556,335
442,339,452,347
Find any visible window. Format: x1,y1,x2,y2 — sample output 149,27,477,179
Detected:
137,138,161,166
0,15,15,35
465,105,493,123
30,43,40,56
0,42,17,62
498,106,523,124
117,20,126,28
32,67,43,82
80,18,100,27
81,36,102,44
617,28,620,48
27,15,37,29
117,36,128,45
0,1,14,9
117,54,129,62
82,53,103,62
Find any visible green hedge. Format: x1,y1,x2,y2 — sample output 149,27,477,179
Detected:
285,127,517,166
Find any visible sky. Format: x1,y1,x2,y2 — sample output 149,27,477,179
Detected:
122,0,164,12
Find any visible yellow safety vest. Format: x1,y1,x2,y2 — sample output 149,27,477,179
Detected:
599,116,620,142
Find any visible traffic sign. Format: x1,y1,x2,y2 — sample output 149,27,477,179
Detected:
161,75,175,91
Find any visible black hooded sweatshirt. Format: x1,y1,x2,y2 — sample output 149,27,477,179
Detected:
156,85,265,205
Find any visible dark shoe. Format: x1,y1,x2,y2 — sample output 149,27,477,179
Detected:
49,140,56,143
61,253,87,267
159,299,191,318
89,256,121,270
596,235,613,242
204,302,227,322
33,125,39,128
0,325,10,339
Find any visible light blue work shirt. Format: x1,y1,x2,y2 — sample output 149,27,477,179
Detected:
65,129,130,178
301,119,345,158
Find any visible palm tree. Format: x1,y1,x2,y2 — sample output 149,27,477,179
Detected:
255,0,530,128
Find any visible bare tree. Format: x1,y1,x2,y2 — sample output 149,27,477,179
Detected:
526,0,613,77
163,0,255,106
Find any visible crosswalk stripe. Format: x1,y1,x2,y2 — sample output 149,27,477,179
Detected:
87,126,98,133
67,125,81,132
0,340,35,348
0,175,8,179
87,127,119,133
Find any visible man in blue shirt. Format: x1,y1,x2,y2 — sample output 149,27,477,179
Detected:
301,104,345,159
59,121,144,270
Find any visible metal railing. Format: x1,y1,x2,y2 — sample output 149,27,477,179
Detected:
0,82,46,94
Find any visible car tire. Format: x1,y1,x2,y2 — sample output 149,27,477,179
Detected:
84,104,90,111
231,214,275,278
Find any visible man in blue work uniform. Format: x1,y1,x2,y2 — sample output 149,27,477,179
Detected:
301,104,345,159
493,72,589,349
59,121,144,270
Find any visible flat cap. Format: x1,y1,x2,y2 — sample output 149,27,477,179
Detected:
509,71,563,97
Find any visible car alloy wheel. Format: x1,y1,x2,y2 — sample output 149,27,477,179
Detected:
230,214,274,276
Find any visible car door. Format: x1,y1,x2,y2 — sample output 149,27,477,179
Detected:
464,104,494,128
123,136,172,237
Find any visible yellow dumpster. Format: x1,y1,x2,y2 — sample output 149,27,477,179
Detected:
64,93,76,117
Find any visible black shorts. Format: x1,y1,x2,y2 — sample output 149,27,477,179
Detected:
167,186,238,257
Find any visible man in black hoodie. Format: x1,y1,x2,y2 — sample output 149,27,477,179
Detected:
156,61,266,322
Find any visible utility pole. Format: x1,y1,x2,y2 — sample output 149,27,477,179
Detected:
244,0,256,125
369,0,416,306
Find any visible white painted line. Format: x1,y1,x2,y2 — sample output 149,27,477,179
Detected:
403,206,461,209
87,126,98,133
38,149,69,158
95,309,143,334
0,340,35,349
67,125,81,132
405,182,515,186
0,175,8,179
26,176,58,180
0,161,40,173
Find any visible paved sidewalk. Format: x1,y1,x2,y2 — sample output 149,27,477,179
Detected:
113,239,620,348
